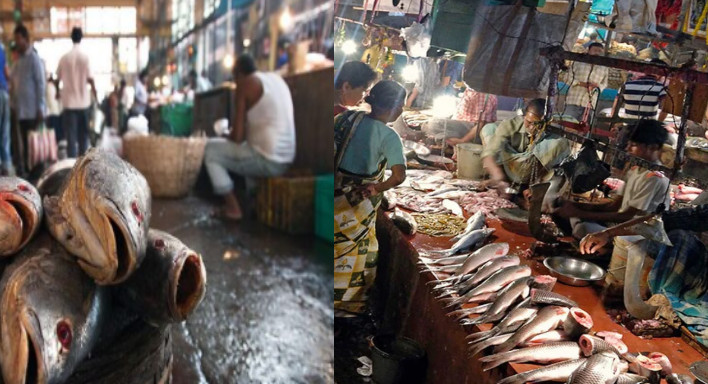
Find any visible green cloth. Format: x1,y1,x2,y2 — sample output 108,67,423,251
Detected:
337,115,406,176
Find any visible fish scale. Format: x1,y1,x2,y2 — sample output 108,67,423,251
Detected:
496,358,586,384
493,305,569,353
567,351,621,384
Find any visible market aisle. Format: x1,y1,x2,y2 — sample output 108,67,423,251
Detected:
149,197,333,383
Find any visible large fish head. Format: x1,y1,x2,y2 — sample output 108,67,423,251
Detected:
0,177,42,257
0,241,106,384
48,149,151,284
594,351,622,380
35,159,76,198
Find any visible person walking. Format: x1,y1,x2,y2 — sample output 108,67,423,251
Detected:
10,24,45,176
56,27,97,158
0,41,12,175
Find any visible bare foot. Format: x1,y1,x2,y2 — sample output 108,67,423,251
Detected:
221,208,243,221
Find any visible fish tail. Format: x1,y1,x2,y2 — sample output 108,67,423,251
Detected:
479,352,514,372
434,291,455,299
492,340,515,354
465,329,497,343
496,374,525,384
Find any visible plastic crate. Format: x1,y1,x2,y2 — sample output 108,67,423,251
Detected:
160,103,194,137
257,175,315,235
314,174,334,243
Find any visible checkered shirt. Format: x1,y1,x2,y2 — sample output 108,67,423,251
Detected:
454,89,497,123
565,61,608,108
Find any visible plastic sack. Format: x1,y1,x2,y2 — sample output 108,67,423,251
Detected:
27,124,58,170
463,4,568,98
400,22,430,58
127,115,149,135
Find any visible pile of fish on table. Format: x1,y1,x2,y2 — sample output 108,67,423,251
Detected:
382,170,517,236
0,149,207,384
419,213,694,384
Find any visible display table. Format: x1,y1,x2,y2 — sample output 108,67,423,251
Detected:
375,211,706,384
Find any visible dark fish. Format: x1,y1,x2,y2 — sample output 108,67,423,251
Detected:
34,159,76,198
666,373,694,384
563,307,593,339
0,177,42,257
44,149,151,285
116,229,207,325
0,233,107,384
529,289,578,307
496,358,586,384
390,208,417,235
567,351,621,384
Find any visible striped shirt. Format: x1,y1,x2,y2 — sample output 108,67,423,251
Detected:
622,76,667,118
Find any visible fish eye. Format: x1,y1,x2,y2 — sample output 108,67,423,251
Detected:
56,321,72,351
17,184,29,192
154,238,165,249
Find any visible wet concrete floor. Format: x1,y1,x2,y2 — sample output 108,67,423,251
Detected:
149,196,333,383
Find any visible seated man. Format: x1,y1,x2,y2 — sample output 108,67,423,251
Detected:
447,88,497,146
580,204,708,348
481,98,571,194
554,119,670,240
204,54,296,220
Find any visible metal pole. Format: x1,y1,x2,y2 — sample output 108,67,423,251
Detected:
675,83,693,177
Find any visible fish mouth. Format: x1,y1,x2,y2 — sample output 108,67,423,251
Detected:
0,198,37,251
171,253,206,320
106,214,134,284
18,312,44,384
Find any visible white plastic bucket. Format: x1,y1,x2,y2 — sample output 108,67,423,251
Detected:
457,143,485,180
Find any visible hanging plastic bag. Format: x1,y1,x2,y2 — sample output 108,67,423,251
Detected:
27,123,58,171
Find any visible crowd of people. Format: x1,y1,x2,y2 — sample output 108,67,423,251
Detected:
333,44,708,331
0,24,218,178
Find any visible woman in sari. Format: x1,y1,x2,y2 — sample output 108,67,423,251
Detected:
334,80,407,318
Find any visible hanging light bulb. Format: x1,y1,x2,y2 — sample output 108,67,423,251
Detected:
243,38,251,48
279,7,293,31
223,54,234,69
341,40,357,55
153,77,161,88
402,65,418,83
161,75,169,86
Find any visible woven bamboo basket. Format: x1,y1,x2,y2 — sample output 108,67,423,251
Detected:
123,135,207,198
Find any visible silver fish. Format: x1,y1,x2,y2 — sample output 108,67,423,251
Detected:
457,255,520,295
563,307,593,339
390,208,417,235
523,330,571,346
494,305,570,353
447,303,493,321
666,373,694,384
443,199,464,217
445,265,531,308
646,352,672,376
616,373,650,384
464,276,531,325
530,289,578,307
451,211,485,241
449,242,509,284
567,351,621,384
468,333,513,357
496,358,586,384
480,341,582,371
466,307,538,343
44,149,151,285
579,334,627,357
436,228,495,257
0,233,107,384
0,177,42,257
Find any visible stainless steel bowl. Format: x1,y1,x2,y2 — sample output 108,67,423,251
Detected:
543,257,606,287
691,361,708,384
402,140,431,157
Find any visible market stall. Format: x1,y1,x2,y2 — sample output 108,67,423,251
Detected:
372,169,707,384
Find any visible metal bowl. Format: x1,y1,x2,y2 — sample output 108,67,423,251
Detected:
543,256,606,287
402,140,431,157
691,361,708,384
